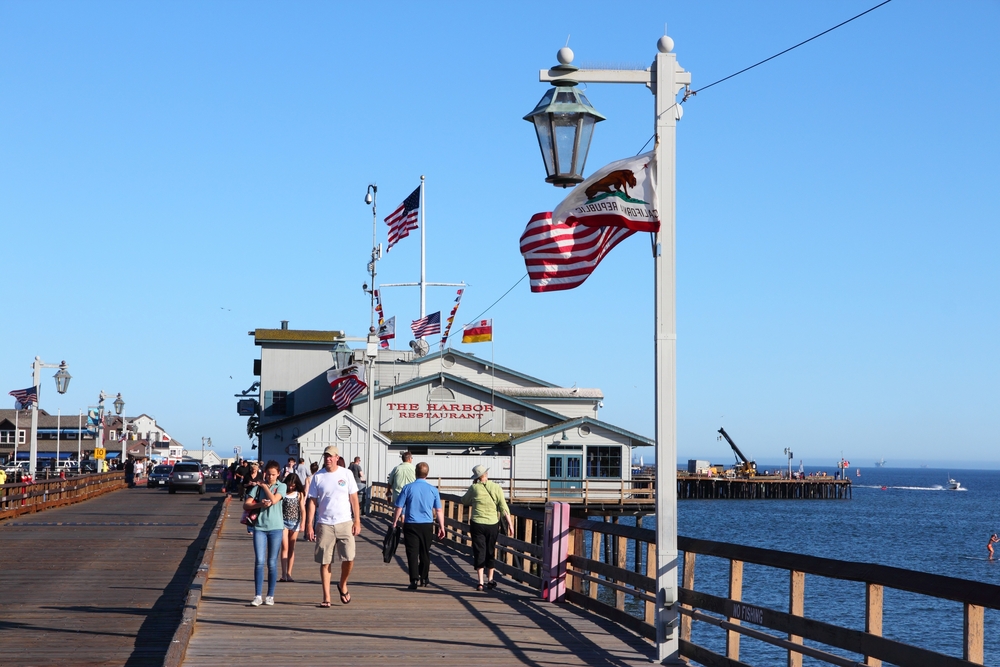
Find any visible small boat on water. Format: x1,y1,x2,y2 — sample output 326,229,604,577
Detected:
856,468,861,477
875,458,885,467
948,477,966,491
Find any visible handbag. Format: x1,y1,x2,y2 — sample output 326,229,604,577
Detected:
240,486,260,526
382,524,402,563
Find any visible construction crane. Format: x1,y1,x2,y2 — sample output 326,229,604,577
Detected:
717,427,757,477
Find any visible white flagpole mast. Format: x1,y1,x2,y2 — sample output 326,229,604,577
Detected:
380,174,464,331
78,410,82,469
13,409,18,469
56,409,61,472
420,175,426,318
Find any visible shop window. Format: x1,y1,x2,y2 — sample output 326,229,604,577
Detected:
586,446,622,478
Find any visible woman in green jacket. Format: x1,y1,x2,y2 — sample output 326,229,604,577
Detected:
461,465,513,590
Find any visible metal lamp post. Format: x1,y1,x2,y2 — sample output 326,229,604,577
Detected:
201,437,212,466
28,358,71,477
529,36,690,663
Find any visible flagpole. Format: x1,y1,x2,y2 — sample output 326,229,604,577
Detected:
419,174,426,318
56,409,61,473
78,411,82,471
13,409,18,469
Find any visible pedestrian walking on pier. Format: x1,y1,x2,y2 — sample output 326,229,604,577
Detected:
349,456,368,515
280,473,305,582
305,446,361,607
462,465,513,591
244,460,286,606
388,451,416,504
124,456,135,488
391,462,445,590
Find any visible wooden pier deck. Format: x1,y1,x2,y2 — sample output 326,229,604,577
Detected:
180,506,655,667
0,483,225,666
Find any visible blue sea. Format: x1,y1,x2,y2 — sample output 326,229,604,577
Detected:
605,467,1000,665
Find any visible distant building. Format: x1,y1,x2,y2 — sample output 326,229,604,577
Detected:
248,325,651,496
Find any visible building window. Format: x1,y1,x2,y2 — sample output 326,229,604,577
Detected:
18,429,26,444
263,390,294,417
586,446,622,478
0,431,12,444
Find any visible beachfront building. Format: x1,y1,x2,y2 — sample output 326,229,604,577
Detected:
250,325,650,499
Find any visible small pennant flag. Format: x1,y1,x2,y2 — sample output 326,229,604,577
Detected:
327,365,368,410
440,288,464,350
410,311,441,338
8,386,37,409
462,319,493,344
377,316,396,348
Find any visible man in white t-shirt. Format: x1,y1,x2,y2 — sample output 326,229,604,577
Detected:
305,445,361,606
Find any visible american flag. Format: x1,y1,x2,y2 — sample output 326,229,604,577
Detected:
8,386,38,408
410,311,441,338
384,186,420,252
327,365,367,410
520,212,635,292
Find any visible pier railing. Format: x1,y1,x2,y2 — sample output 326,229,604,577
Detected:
370,482,997,666
0,472,126,521
412,474,850,506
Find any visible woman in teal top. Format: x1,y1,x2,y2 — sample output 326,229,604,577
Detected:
461,465,512,591
243,460,286,606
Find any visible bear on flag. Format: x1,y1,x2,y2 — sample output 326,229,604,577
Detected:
520,152,659,293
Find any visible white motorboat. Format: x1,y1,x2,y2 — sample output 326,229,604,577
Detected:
947,477,966,491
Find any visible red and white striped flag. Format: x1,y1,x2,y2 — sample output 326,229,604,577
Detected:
384,186,420,252
519,212,635,292
327,365,367,410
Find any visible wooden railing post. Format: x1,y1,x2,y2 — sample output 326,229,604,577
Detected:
615,532,627,611
589,528,602,599
680,551,696,641
788,570,805,667
522,518,534,574
964,603,984,664
727,559,743,660
865,582,883,667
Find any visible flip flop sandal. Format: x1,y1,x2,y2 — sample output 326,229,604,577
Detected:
338,585,351,604
476,583,485,591
318,601,331,608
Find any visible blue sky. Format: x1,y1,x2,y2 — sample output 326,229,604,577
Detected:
2,1,997,468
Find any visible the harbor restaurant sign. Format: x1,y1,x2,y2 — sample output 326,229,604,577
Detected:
386,402,495,420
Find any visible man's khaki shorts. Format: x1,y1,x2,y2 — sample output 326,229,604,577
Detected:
314,521,355,564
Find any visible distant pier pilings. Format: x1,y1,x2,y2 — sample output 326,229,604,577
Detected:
677,475,852,500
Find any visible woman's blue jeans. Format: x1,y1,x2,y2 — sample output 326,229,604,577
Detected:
253,528,283,597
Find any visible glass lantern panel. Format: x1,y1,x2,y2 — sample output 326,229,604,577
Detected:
574,116,596,178
553,113,580,177
532,115,555,177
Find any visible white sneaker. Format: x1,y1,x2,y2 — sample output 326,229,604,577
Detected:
251,596,263,607
264,596,274,606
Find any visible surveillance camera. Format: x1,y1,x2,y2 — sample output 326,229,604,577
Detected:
362,283,368,291
364,193,373,205
598,401,604,408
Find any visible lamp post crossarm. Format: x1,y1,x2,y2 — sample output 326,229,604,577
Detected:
540,63,691,94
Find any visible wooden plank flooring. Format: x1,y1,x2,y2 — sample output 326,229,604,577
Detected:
183,509,655,666
0,483,226,666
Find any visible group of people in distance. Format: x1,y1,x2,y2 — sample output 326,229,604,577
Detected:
239,447,513,606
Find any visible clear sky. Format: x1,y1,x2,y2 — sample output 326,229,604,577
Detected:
2,1,997,469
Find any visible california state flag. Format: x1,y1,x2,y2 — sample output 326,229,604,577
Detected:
462,319,493,344
553,151,659,232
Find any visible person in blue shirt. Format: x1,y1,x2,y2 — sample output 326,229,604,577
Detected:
391,462,445,590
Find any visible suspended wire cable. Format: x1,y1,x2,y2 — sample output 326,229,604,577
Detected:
464,274,528,327
635,0,893,153
690,0,893,96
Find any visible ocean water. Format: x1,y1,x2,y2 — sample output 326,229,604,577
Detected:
602,467,1000,665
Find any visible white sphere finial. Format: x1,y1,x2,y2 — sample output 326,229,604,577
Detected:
557,47,574,65
657,35,674,53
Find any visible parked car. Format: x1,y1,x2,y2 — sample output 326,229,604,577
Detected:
168,462,205,494
80,460,99,474
147,464,173,488
209,464,223,479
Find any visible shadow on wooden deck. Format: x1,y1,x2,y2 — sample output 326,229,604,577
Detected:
181,508,655,667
